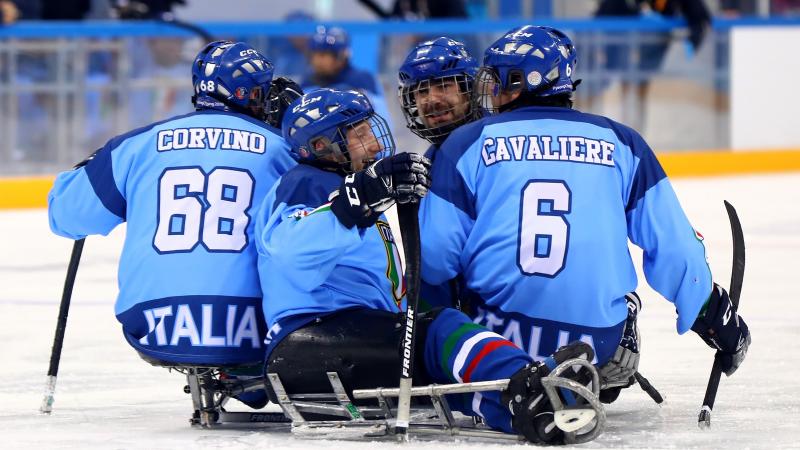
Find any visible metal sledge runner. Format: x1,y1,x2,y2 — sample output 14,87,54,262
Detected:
163,356,605,445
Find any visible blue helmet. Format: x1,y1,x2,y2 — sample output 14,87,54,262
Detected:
191,40,275,119
539,26,579,91
282,89,394,173
398,37,480,145
476,25,574,113
308,26,350,54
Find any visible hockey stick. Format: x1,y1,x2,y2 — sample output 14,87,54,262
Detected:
155,15,213,42
395,201,421,441
40,238,85,414
698,200,744,428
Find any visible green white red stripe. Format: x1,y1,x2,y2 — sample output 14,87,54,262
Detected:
451,331,507,383
440,322,485,380
462,339,517,382
307,203,332,216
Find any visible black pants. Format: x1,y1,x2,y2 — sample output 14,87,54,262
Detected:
265,307,439,404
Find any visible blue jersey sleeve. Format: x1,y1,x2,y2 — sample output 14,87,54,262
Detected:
48,141,127,239
419,130,478,285
255,172,368,293
622,130,713,334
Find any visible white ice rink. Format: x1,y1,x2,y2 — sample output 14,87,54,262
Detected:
2,173,799,449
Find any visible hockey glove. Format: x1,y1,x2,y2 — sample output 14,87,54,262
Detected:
330,153,431,229
503,341,596,445
691,283,751,376
73,148,101,169
265,77,303,128
598,293,640,402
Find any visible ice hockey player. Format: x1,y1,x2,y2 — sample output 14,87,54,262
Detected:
300,26,392,126
255,88,599,444
417,24,751,439
398,36,480,156
396,37,482,309
47,41,297,387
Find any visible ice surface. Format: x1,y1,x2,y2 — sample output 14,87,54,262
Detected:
2,173,799,449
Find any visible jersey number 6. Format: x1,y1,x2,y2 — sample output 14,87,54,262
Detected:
153,167,255,253
517,180,571,277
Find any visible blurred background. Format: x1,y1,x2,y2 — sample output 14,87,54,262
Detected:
1,0,799,179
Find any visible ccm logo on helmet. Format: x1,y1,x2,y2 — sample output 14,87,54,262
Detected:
505,31,533,39
239,49,258,57
292,95,322,113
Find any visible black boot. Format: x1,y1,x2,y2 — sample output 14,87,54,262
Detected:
503,341,596,445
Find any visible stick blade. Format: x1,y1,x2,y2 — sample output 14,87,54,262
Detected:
723,200,745,308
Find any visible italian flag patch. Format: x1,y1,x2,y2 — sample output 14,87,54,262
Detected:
694,229,704,241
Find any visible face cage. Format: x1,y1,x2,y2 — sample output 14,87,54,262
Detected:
400,74,474,144
311,113,396,174
472,67,516,116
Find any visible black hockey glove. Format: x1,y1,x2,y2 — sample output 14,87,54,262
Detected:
598,293,640,401
330,153,431,229
265,76,304,128
503,341,595,445
691,283,751,376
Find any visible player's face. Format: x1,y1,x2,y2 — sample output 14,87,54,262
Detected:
309,51,346,78
345,120,382,171
414,78,469,128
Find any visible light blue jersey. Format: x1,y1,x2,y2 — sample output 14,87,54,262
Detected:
255,164,406,334
419,106,712,357
48,109,296,365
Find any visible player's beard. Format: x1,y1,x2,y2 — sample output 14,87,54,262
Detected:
421,101,460,128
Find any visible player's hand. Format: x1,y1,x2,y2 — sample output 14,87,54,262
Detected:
375,152,431,204
330,153,431,229
691,283,751,376
265,77,303,128
73,148,101,169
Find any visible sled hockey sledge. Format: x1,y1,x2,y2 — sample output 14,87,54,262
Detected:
167,356,606,445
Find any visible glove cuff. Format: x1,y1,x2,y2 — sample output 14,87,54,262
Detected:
330,187,382,229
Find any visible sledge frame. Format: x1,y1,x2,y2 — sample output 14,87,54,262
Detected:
170,358,603,444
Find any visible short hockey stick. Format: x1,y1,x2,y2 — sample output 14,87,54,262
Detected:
395,202,421,441
40,238,85,414
698,200,745,428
